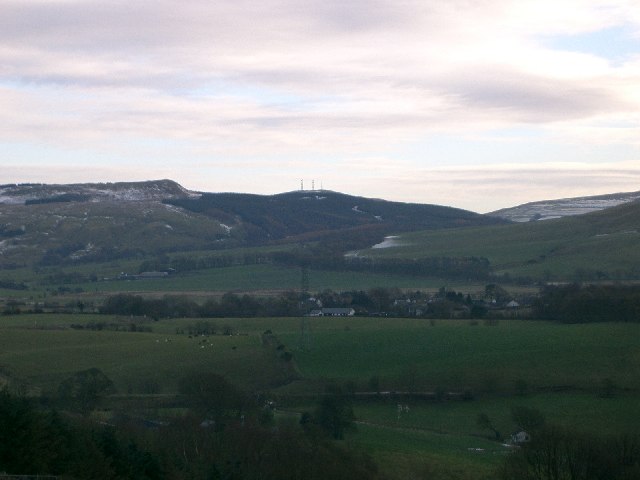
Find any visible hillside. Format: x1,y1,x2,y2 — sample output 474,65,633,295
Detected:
165,190,505,244
0,180,503,268
0,179,198,205
358,199,640,281
489,189,640,222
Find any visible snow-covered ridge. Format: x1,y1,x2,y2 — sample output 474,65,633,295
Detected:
0,180,201,205
489,191,640,222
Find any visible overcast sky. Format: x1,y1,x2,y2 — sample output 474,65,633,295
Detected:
1,0,639,212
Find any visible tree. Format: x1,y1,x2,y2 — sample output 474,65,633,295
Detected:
58,368,115,413
476,413,500,440
314,394,356,440
179,372,245,425
485,284,511,305
511,405,545,432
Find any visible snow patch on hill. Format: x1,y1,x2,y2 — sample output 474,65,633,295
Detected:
372,236,405,249
0,180,200,205
490,191,640,222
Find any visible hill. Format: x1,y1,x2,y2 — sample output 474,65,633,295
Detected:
357,199,640,281
165,189,505,244
0,179,198,205
0,180,504,268
489,189,640,222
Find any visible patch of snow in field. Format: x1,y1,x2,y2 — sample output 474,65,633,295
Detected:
220,224,232,234
352,205,365,213
372,236,404,249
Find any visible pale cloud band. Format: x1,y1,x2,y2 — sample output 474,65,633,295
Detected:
1,0,639,211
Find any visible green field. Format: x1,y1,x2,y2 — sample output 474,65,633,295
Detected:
0,314,295,394
6,263,488,308
360,203,640,280
1,314,638,479
277,318,640,393
81,264,461,294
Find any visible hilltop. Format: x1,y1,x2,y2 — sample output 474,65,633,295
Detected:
0,179,198,205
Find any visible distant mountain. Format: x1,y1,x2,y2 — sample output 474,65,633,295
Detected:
489,190,640,222
0,180,504,268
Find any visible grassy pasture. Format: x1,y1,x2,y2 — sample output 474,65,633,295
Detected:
362,212,640,279
2,314,638,400
30,264,482,300
0,314,292,394
0,314,638,479
350,423,503,479
276,318,640,394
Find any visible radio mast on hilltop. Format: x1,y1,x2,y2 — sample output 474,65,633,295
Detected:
300,179,323,192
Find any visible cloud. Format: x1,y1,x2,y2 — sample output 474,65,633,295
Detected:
0,0,639,210
339,160,640,212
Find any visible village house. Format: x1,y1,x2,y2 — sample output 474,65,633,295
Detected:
307,307,355,317
510,431,531,444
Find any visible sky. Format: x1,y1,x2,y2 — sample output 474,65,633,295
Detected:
1,0,639,212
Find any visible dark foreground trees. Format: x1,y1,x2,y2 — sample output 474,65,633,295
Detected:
0,389,380,480
57,367,115,413
501,425,640,480
0,390,160,479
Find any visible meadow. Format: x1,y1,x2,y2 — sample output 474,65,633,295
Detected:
362,210,640,280
6,262,488,309
0,313,638,478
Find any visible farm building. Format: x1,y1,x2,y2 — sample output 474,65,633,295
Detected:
307,308,355,317
510,431,531,444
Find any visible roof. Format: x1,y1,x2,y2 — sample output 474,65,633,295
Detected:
323,308,355,315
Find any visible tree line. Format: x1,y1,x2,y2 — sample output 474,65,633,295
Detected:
501,425,640,479
271,244,492,280
533,284,640,323
131,232,492,281
99,286,497,320
100,292,305,319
